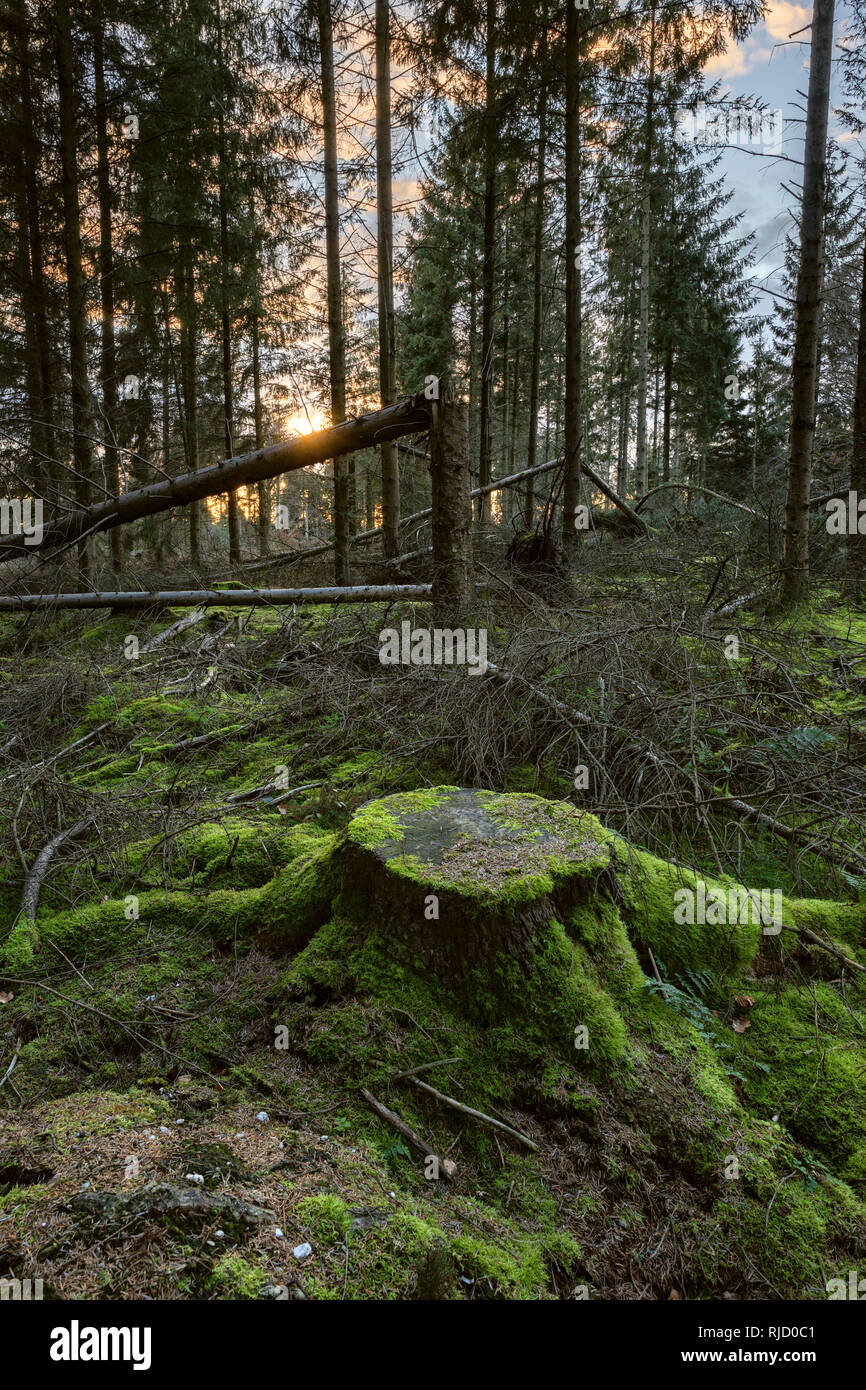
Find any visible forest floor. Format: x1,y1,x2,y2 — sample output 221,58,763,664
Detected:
1,517,866,1300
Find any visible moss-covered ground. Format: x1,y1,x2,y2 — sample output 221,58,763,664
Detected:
1,579,865,1301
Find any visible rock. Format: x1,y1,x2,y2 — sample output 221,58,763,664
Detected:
293,1242,312,1259
70,1182,274,1231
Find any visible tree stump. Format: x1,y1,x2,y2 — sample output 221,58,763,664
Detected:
345,787,613,996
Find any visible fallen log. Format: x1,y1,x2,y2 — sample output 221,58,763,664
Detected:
0,391,434,568
0,585,432,612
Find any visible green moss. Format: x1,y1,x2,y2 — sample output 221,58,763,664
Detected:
608,838,769,976
727,978,866,1183
208,1253,269,1300
296,1192,351,1245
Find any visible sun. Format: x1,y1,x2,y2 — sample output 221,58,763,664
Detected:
284,410,327,436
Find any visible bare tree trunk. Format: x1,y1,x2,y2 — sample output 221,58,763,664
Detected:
375,0,400,559
54,0,92,583
318,0,350,583
178,248,201,566
431,399,474,614
846,231,866,597
12,166,43,491
93,19,122,572
661,339,673,483
525,48,547,527
252,310,269,558
15,4,55,478
478,0,497,526
562,0,582,548
781,0,835,603
635,2,656,496
216,0,241,565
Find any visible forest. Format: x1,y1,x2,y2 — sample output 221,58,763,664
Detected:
0,0,866,1334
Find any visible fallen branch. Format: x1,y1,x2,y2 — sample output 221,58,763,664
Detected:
240,457,567,573
635,482,759,517
19,816,94,924
360,1087,456,1178
406,1077,538,1151
581,459,650,532
139,608,208,655
778,922,865,974
389,1056,464,1082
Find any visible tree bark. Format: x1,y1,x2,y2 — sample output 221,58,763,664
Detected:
525,47,547,527
781,0,835,603
252,310,269,558
430,398,474,614
318,0,350,584
478,0,497,526
178,247,201,566
93,19,122,572
661,339,673,483
375,0,400,559
0,585,431,612
562,0,582,548
846,231,866,597
54,0,93,582
635,2,656,496
216,0,241,565
14,4,55,481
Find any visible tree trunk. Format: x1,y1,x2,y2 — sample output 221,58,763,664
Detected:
846,231,866,597
562,0,582,548
431,400,474,614
525,49,547,527
780,0,835,603
375,0,400,559
216,0,241,565
252,310,269,558
0,395,434,567
661,339,673,483
635,2,656,496
15,4,55,480
93,19,122,572
318,0,350,584
478,0,497,526
178,247,201,566
54,0,92,582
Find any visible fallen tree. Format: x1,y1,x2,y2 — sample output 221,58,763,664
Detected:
0,391,434,569
0,585,432,612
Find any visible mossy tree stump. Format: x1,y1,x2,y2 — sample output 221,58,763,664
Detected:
345,788,615,995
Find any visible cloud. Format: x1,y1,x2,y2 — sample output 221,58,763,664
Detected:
703,2,810,81
762,2,811,42
705,43,773,78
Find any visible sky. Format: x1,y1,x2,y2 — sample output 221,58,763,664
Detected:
702,0,864,322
